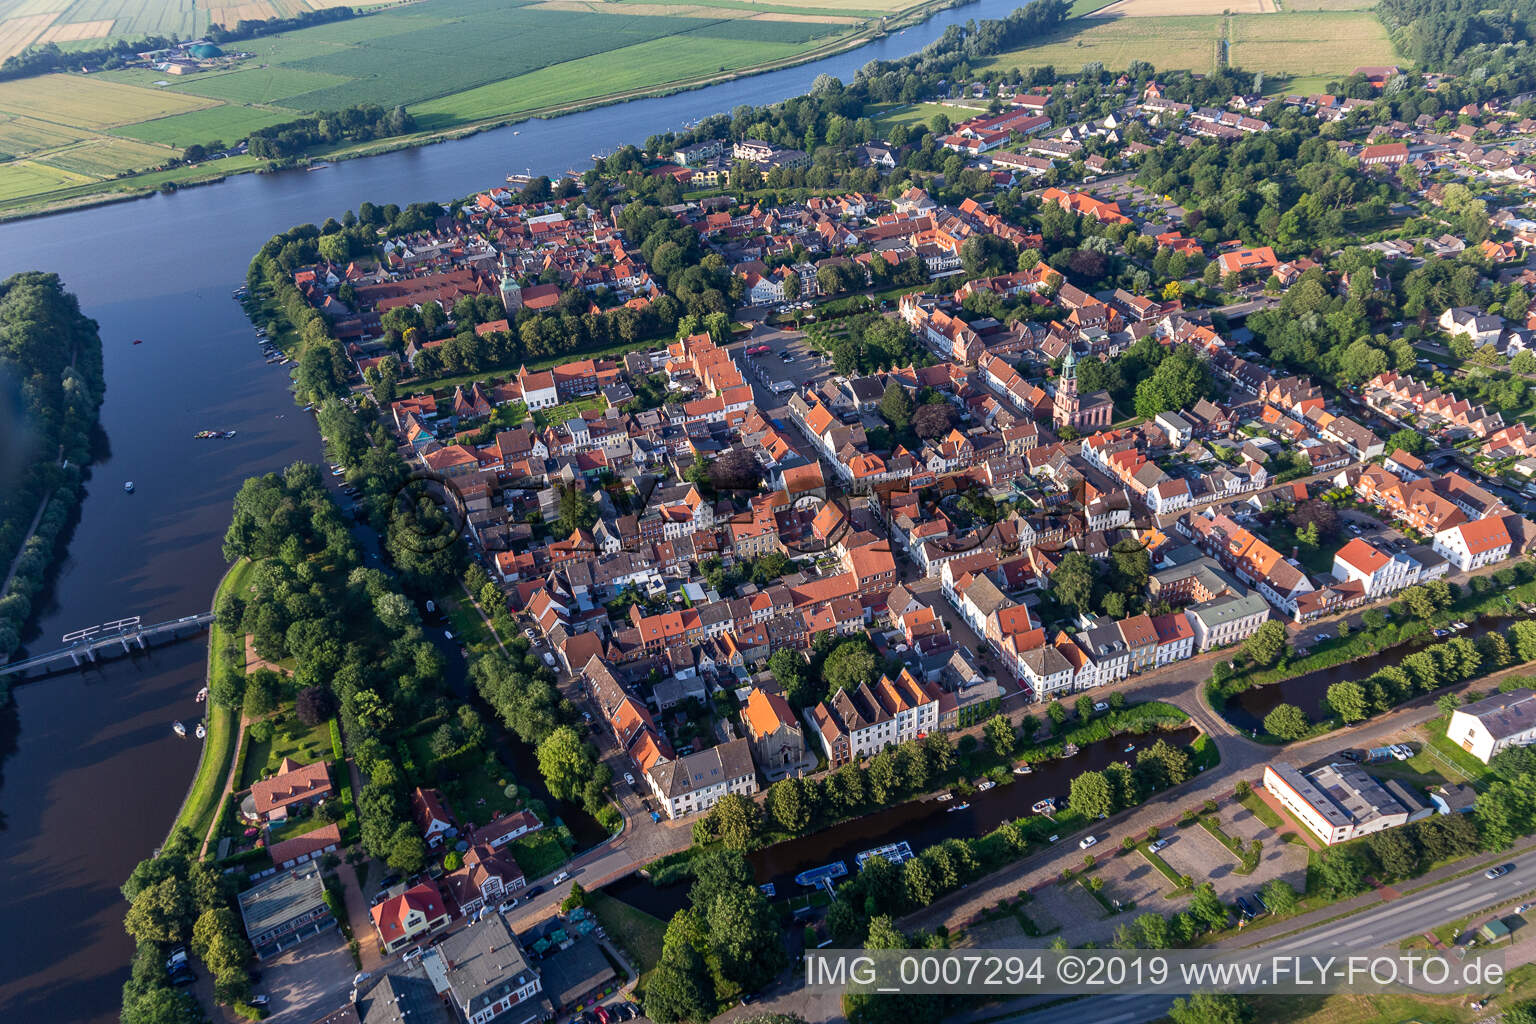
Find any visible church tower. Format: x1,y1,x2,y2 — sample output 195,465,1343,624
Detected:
498,250,523,314
1053,345,1080,430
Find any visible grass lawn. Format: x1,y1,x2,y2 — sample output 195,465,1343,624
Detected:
587,891,669,974
445,598,496,654
869,100,987,134
239,712,334,789
1238,789,1283,829
1417,715,1494,786
166,557,254,844
532,394,609,430
511,826,574,879
443,763,525,826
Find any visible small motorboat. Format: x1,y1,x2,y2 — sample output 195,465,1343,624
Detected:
936,792,953,802
1014,763,1033,774
1062,742,1079,757
123,481,135,493
172,720,186,737
195,722,206,739
947,801,970,812
1032,798,1056,814
195,686,208,702
976,780,995,791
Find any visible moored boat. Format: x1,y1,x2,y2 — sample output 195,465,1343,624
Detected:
1013,763,1033,774
795,861,847,887
172,720,186,737
1032,798,1056,814
195,722,206,739
1062,742,1079,757
855,841,914,869
124,481,135,493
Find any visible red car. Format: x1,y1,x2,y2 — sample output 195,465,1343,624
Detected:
593,1007,611,1024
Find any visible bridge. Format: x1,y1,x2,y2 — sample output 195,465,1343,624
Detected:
0,612,216,681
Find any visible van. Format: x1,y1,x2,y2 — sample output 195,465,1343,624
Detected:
552,871,570,885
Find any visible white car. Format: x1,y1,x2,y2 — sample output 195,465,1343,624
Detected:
1092,701,1109,712
552,871,570,884
525,628,538,640
624,772,636,786
1079,835,1098,850
498,898,519,913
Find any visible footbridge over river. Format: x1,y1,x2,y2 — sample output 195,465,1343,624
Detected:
0,613,215,681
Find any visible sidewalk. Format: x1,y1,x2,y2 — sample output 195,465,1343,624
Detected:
337,860,385,972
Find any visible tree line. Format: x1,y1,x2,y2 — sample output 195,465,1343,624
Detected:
0,272,106,697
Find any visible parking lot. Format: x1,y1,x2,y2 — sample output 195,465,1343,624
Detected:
259,931,354,1023
737,327,833,405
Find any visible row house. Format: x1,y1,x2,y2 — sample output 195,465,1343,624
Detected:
1185,512,1316,616
1353,464,1469,534
806,669,943,766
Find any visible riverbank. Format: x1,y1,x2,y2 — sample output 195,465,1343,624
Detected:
0,0,969,225
162,557,249,848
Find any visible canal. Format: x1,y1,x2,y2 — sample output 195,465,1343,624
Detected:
606,726,1200,920
0,2,1047,1017
1221,615,1508,733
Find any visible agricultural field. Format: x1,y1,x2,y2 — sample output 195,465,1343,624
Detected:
1091,0,1275,15
980,7,1393,84
0,158,93,201
0,113,85,158
1228,11,1398,78
0,74,215,129
33,134,169,174
1278,0,1376,9
112,102,293,146
980,16,1227,77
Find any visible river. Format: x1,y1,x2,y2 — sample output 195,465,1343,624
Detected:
0,2,1039,1019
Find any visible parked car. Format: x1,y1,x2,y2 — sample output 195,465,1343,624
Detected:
525,628,538,640
525,885,544,898
552,871,570,884
624,772,636,786
498,898,519,913
168,968,197,987
1149,839,1169,853
249,996,269,1007
1092,701,1109,712
594,1006,611,1024
166,947,188,972
1079,835,1098,850
1236,896,1255,920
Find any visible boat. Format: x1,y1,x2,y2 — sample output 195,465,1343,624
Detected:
196,686,208,702
124,481,135,493
1124,743,1136,753
947,801,970,812
195,723,206,739
171,720,186,737
794,861,847,887
935,792,953,802
1062,742,1079,757
132,338,143,345
194,430,236,439
976,780,995,791
1013,763,1033,775
758,882,775,898
856,841,914,870
1032,798,1056,814
513,130,520,135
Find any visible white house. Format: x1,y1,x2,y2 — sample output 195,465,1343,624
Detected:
1018,646,1073,699
1440,307,1506,347
1446,689,1536,764
1185,592,1270,651
1331,537,1419,598
1263,762,1430,846
1432,519,1512,571
645,738,758,820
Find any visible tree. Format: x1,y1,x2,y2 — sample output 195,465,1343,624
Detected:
387,826,427,875
912,402,955,439
1046,700,1068,732
706,793,762,851
1053,551,1095,614
1259,879,1298,916
824,640,879,696
1069,770,1114,818
1315,847,1369,898
556,483,597,536
1263,703,1310,741
1325,680,1369,724
706,885,787,991
767,776,811,834
536,725,597,803
1243,620,1287,667
1168,993,1252,1024
1189,883,1228,930
645,943,713,1023
295,685,337,726
879,380,913,433
1365,828,1418,880
1385,428,1428,456
983,714,1016,760
768,648,814,708
124,877,196,944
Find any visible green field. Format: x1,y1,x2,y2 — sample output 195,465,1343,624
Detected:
980,16,1226,77
0,115,86,159
1228,12,1398,79
870,100,989,133
36,136,170,175
0,159,94,201
113,103,296,147
0,74,216,129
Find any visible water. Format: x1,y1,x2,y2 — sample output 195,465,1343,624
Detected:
0,2,1042,1017
604,726,1200,921
1222,616,1507,732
